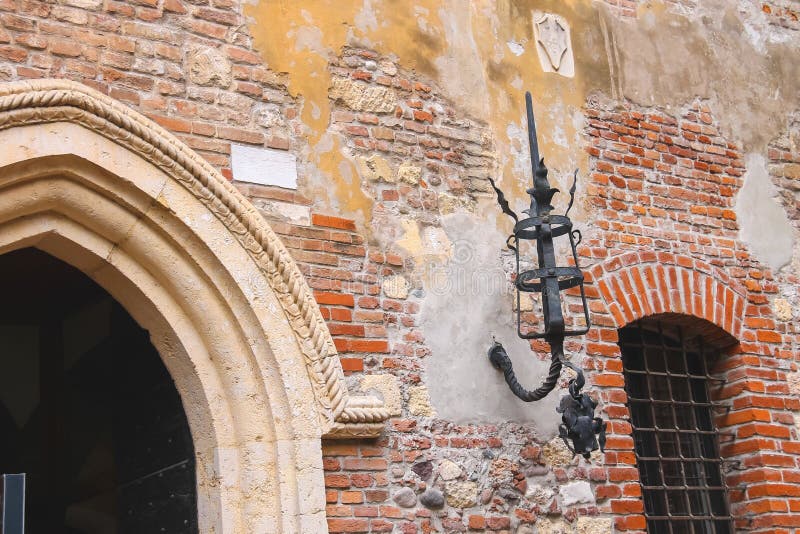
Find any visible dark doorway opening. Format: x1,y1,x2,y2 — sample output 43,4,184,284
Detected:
0,248,197,533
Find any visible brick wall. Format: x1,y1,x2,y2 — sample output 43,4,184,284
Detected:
0,1,799,533
258,90,800,532
547,102,797,532
279,96,798,532
0,0,299,175
328,46,495,221
768,113,800,239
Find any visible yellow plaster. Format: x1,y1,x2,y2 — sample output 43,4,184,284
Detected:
246,1,799,238
396,218,423,256
245,1,609,231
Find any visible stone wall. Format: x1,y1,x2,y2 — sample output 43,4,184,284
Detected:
0,0,798,533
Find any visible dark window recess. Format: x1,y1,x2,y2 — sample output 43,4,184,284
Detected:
619,319,734,534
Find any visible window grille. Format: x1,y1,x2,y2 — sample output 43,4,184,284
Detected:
619,319,734,534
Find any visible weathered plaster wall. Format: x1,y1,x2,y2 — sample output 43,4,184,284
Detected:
736,153,793,271
241,0,800,439
243,0,799,220
419,213,562,431
236,2,799,532
241,0,800,424
1,0,799,532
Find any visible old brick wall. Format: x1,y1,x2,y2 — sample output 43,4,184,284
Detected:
0,0,300,174
583,102,800,532
267,53,800,533
0,1,799,534
303,80,800,533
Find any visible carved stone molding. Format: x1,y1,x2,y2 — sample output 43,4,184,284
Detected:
0,79,388,438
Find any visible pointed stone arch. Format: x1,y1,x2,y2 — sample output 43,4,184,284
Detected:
0,79,388,532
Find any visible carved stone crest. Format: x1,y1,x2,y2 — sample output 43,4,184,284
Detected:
533,12,574,78
536,14,568,70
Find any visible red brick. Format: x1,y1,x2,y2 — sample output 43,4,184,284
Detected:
339,358,364,372
592,373,626,387
349,474,374,488
352,505,379,517
163,0,187,13
327,518,369,533
467,515,485,530
485,516,511,530
0,45,27,62
413,109,433,123
312,214,357,231
608,467,640,482
149,114,192,134
322,442,359,456
615,515,647,531
314,292,355,307
328,323,366,337
342,458,388,471
364,490,388,502
757,329,782,343
342,340,389,354
216,126,264,144
325,474,351,488
611,499,644,514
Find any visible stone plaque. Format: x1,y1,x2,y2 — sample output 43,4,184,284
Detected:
533,12,575,78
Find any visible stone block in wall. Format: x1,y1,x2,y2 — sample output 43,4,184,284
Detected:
231,143,298,189
358,155,394,183
329,76,397,113
186,46,233,88
251,198,311,226
532,12,575,78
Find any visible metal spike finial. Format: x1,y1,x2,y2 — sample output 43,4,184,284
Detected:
486,90,604,461
525,91,540,177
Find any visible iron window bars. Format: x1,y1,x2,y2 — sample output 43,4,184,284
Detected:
619,319,734,534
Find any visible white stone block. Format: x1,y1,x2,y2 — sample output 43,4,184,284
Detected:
559,480,595,506
253,199,311,226
231,143,298,189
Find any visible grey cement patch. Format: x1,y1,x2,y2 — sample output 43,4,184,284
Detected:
420,212,561,436
737,153,795,272
608,1,800,152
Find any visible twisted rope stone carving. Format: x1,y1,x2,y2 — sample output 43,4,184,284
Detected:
0,79,389,437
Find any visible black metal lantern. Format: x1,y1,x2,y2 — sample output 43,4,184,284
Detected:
488,92,606,460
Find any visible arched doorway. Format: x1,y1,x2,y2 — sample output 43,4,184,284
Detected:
0,248,196,532
0,79,388,532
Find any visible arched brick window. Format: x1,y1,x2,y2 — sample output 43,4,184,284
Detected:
619,316,734,534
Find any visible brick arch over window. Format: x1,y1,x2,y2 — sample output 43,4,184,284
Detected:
588,251,746,343
577,251,752,531
580,251,800,532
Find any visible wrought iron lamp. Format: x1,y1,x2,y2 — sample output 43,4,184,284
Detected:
488,92,606,460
